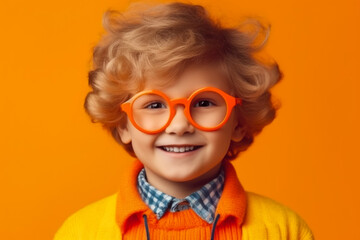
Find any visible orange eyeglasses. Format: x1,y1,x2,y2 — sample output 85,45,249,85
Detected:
120,87,242,134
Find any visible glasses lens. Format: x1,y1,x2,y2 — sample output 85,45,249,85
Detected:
132,93,170,132
190,91,227,128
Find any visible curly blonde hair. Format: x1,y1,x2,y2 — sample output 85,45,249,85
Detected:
84,2,282,160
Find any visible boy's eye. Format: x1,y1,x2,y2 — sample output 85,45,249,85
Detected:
194,99,216,107
145,102,167,109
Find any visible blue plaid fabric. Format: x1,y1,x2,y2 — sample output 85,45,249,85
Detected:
137,167,225,224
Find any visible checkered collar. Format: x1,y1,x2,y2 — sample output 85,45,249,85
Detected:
137,167,225,223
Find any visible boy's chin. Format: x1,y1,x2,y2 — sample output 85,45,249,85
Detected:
159,167,218,184
160,171,202,183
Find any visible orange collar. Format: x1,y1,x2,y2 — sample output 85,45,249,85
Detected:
115,159,247,234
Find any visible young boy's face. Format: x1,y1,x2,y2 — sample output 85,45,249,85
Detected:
119,65,244,190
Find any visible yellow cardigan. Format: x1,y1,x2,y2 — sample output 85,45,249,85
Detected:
54,161,314,240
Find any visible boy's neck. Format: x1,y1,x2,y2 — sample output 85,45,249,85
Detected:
143,163,223,199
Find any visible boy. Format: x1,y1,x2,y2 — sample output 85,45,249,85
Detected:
55,2,314,239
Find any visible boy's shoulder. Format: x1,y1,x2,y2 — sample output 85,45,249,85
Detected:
54,193,121,240
243,192,314,240
246,191,299,217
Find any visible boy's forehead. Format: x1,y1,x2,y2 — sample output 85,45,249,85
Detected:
141,63,231,92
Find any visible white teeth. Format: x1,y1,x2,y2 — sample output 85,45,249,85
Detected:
163,146,195,152
185,146,193,151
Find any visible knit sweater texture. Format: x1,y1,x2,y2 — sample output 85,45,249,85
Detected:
54,160,314,240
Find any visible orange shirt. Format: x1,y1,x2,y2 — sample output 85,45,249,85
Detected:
118,160,246,239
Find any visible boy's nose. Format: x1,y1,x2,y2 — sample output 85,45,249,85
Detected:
165,106,195,135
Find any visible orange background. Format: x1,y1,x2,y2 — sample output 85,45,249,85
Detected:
1,0,359,239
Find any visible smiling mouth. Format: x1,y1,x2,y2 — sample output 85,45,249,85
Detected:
159,145,202,153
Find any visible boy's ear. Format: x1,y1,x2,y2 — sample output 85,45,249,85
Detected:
231,123,246,142
117,125,132,144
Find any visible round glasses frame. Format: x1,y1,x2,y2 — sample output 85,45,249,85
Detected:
120,86,242,134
